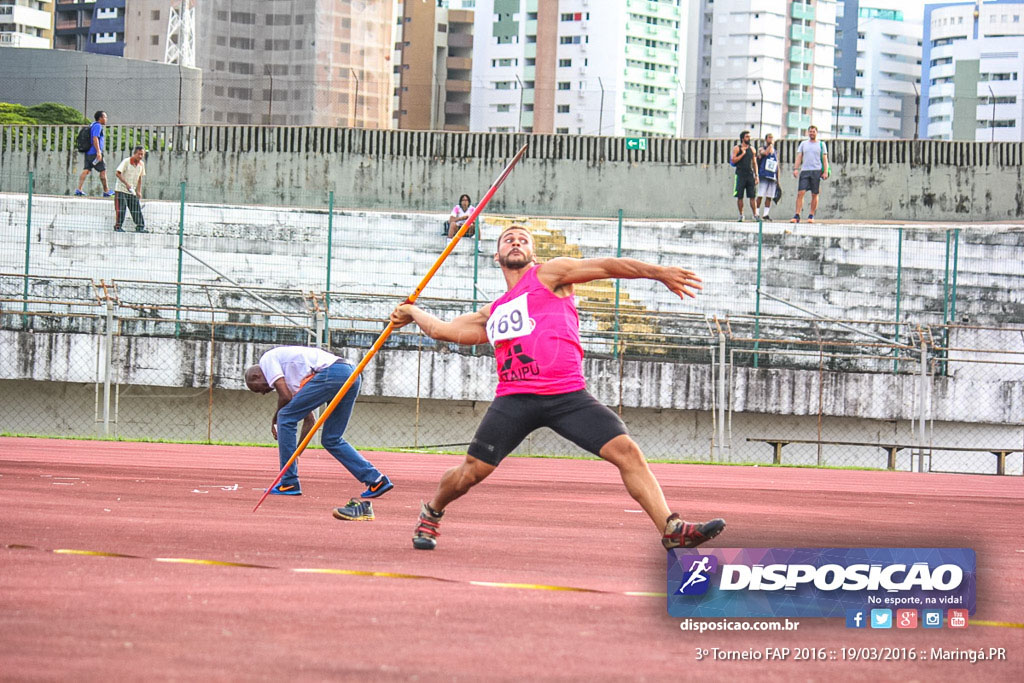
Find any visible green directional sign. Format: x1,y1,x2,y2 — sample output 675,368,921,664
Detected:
625,137,648,151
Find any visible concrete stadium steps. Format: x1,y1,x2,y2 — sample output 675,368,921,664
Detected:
4,194,1023,341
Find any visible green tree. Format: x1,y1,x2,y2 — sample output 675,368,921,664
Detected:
24,102,88,125
0,103,34,124
0,102,88,125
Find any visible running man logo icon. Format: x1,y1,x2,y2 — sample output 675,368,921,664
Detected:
676,555,718,596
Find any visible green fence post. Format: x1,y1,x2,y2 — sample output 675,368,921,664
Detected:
942,228,951,323
893,225,903,373
950,227,960,326
940,228,952,375
472,217,480,312
754,217,763,368
22,171,34,327
175,181,186,338
613,209,623,359
325,191,334,346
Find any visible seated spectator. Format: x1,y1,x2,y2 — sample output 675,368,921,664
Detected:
447,194,477,239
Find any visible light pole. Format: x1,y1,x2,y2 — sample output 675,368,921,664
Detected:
598,77,605,135
833,87,841,138
265,65,274,122
754,79,763,138
515,74,524,133
987,84,996,142
912,82,919,139
676,81,685,137
350,68,360,127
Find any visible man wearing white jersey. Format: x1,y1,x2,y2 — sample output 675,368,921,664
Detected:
244,346,392,503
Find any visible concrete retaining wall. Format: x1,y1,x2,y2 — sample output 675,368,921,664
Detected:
2,126,1022,220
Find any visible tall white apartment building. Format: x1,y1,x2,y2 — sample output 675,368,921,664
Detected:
0,0,52,49
833,1,922,139
695,0,837,140
921,0,1024,141
470,0,698,137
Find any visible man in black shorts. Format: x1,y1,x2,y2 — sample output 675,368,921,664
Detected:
74,111,114,198
390,225,726,552
790,124,829,225
730,130,759,221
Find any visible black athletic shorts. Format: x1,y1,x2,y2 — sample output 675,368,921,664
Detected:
84,154,106,172
467,390,628,466
733,174,756,199
798,170,822,195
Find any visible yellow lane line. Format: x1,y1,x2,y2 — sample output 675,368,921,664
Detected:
9,543,1024,627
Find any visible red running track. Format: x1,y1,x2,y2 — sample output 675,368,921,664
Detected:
1,437,1022,681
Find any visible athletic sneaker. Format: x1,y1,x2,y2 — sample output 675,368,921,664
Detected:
737,216,744,222
268,482,302,496
412,502,444,550
763,215,773,222
360,474,393,499
807,214,815,223
332,498,374,521
135,227,149,233
113,226,125,232
790,214,800,223
73,189,85,196
103,190,115,197
661,513,726,550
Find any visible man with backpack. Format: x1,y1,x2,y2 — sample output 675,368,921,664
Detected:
74,111,114,197
756,133,779,221
730,130,759,222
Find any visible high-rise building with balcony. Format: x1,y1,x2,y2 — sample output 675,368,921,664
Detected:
0,0,53,49
695,0,837,139
393,0,474,131
54,0,125,55
469,0,697,137
833,0,922,139
195,0,395,127
921,0,1024,141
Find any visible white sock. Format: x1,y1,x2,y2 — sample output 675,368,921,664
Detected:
763,205,771,217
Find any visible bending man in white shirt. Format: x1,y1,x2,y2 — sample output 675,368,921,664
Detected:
245,346,393,499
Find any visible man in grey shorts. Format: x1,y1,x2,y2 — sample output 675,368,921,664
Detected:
790,125,829,225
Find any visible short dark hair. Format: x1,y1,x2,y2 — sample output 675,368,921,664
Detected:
94,111,105,121
132,145,145,154
739,130,750,142
459,193,471,204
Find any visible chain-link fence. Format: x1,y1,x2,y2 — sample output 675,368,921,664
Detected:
1,174,1022,475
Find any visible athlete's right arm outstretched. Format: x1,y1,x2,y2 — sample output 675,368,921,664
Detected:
390,303,491,346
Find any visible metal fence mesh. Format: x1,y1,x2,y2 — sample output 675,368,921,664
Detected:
1,176,1022,476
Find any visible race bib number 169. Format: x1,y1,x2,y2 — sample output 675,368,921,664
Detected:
487,293,535,344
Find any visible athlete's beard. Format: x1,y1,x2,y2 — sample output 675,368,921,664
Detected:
498,250,533,269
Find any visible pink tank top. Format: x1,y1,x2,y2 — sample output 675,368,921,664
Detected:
487,265,586,396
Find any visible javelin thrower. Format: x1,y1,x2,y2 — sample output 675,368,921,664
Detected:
390,224,726,551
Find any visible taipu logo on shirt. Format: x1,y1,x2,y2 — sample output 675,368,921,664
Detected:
675,555,718,596
667,548,976,618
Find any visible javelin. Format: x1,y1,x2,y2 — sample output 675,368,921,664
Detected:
253,143,528,512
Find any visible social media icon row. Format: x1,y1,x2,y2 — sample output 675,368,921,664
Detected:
846,608,968,629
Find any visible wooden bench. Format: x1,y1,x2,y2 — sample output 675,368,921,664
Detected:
746,438,1022,475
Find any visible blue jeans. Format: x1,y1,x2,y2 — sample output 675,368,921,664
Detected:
275,361,380,487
